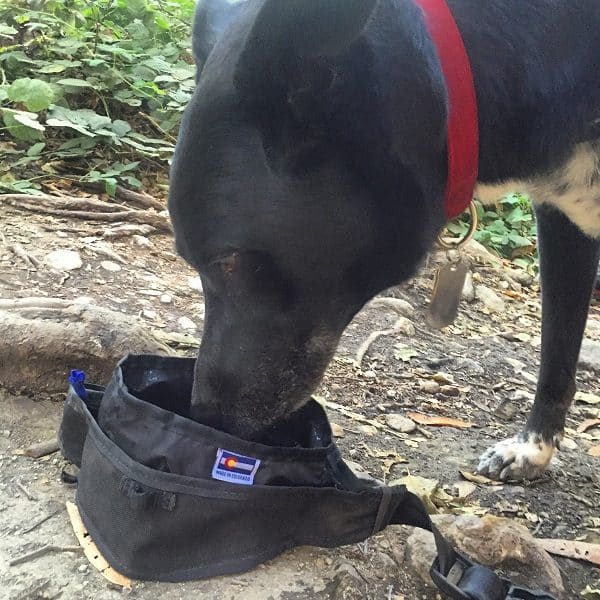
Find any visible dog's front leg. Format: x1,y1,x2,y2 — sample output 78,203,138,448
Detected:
479,203,600,480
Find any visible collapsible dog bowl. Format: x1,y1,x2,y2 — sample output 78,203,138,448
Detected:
59,354,556,599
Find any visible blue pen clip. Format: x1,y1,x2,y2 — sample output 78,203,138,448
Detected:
68,369,88,401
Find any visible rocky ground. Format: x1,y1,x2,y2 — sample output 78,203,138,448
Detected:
0,189,599,599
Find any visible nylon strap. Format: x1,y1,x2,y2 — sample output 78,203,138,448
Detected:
414,0,479,220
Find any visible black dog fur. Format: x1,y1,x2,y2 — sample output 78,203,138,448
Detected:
169,0,600,480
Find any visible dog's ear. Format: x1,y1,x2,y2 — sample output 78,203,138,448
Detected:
234,0,377,107
193,0,247,76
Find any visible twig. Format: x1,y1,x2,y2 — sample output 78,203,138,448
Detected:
355,316,413,367
22,507,62,534
15,480,38,501
83,243,127,264
138,111,177,143
82,182,165,211
0,193,124,212
9,544,80,566
9,243,39,268
102,223,156,238
0,297,73,309
22,438,60,458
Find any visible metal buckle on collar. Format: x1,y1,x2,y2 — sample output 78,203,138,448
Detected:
430,556,558,600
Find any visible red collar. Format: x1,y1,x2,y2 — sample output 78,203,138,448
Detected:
414,0,479,220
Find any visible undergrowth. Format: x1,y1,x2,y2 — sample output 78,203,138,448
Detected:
0,0,195,195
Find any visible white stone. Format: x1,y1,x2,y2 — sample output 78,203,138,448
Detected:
385,414,417,433
45,249,82,271
475,285,506,313
100,260,121,272
178,316,196,331
133,235,152,248
188,276,203,292
160,294,172,304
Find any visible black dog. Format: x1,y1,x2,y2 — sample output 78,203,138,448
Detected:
169,0,600,480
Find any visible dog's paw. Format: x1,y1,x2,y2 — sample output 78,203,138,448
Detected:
477,432,557,481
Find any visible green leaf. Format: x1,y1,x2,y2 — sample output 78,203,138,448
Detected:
104,177,117,197
7,78,55,112
2,112,44,141
0,24,18,36
26,142,46,157
56,78,94,88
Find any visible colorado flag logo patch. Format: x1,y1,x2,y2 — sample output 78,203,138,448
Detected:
211,448,261,485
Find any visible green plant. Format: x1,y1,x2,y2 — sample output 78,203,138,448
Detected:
446,193,538,272
0,0,195,193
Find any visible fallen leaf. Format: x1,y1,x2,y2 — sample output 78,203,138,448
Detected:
66,501,132,588
513,331,531,342
538,538,600,567
390,475,439,514
459,470,504,486
588,445,600,457
432,372,454,384
575,391,600,405
454,481,477,499
330,423,345,438
580,585,600,599
578,419,600,433
408,412,474,428
393,345,419,362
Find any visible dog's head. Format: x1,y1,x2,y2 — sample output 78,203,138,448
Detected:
169,0,447,438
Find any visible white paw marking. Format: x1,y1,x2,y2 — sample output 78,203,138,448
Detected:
475,141,600,239
477,432,558,481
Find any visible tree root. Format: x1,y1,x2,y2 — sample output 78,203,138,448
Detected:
0,193,171,232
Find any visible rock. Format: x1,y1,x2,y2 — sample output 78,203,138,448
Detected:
560,436,577,451
385,414,417,433
178,316,197,331
454,358,485,376
462,239,502,267
475,285,506,313
461,271,475,301
419,380,441,394
142,309,157,319
188,276,203,292
45,249,82,271
432,372,454,384
100,260,121,272
395,316,416,336
329,561,365,600
507,267,534,287
504,357,526,373
579,339,600,371
358,424,378,436
405,514,565,599
439,385,460,397
160,294,172,304
586,319,600,335
133,234,152,248
0,298,172,394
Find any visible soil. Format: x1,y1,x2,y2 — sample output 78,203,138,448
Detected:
0,194,599,599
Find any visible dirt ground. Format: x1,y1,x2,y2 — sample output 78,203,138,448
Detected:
0,194,599,599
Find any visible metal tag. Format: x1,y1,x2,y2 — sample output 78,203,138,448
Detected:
427,259,468,329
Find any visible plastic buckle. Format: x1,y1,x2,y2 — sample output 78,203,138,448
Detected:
505,584,558,600
430,555,489,599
